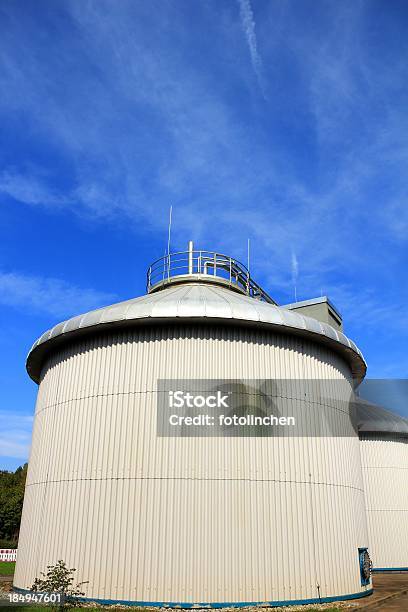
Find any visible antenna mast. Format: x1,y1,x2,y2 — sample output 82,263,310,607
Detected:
167,205,172,256
166,205,172,280
291,251,298,303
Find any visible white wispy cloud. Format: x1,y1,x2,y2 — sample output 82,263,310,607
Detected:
0,170,69,208
0,271,116,318
237,0,266,97
0,411,33,460
291,251,298,284
290,250,299,301
328,283,408,332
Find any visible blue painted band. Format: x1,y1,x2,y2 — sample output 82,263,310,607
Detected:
372,567,408,572
13,586,373,608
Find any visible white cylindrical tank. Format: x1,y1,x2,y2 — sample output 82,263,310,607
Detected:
358,402,408,571
14,255,372,607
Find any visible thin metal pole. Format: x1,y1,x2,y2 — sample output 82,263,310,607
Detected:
167,205,172,280
188,240,193,274
247,239,250,295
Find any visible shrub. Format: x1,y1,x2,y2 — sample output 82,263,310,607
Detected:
30,560,88,607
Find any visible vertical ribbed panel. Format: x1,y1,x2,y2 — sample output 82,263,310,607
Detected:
360,433,408,569
15,325,370,603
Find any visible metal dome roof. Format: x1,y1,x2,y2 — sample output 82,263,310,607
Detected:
357,398,408,436
26,282,366,383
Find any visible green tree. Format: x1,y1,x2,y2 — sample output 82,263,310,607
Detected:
0,464,27,546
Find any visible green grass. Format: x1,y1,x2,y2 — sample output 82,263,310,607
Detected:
0,560,15,576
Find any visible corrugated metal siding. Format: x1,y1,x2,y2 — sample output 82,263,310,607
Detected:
15,325,369,603
360,433,408,569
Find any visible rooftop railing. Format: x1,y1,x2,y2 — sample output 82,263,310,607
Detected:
146,249,276,304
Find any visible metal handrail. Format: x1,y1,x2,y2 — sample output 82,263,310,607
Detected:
146,250,276,304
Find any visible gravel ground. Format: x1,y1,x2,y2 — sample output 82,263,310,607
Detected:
0,583,357,612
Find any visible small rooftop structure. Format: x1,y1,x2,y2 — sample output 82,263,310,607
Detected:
282,296,343,331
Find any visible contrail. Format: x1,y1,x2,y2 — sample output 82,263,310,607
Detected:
291,251,299,302
237,0,266,98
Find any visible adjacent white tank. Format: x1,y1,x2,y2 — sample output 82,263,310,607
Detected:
14,250,372,607
358,402,408,571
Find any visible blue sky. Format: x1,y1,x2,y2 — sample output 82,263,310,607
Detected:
0,0,407,470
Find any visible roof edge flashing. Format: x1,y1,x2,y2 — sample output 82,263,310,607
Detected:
26,287,367,386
